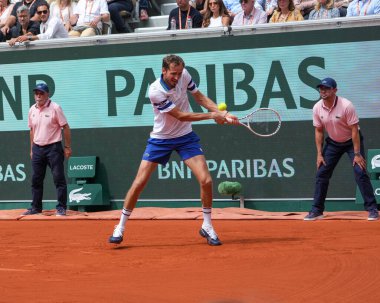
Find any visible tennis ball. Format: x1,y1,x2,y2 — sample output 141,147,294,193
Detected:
218,103,227,111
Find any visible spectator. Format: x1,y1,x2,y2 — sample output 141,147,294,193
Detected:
139,0,149,20
167,0,203,29
0,0,14,28
203,0,230,26
223,0,243,17
269,0,303,22
107,0,133,33
68,0,110,37
231,0,267,25
309,0,340,19
191,0,208,15
334,0,351,17
346,0,380,16
256,0,277,21
294,0,316,19
7,5,39,46
15,3,68,42
50,0,76,32
0,0,47,41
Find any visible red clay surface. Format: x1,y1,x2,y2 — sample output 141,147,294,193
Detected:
1,219,380,303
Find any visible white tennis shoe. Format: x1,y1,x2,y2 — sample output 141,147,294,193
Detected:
200,224,222,246
108,225,124,244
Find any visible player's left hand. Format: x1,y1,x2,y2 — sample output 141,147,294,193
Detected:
353,154,366,171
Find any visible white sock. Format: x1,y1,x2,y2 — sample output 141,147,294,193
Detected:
118,207,132,230
202,207,212,227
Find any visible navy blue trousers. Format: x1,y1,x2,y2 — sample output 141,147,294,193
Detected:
31,142,67,211
108,0,134,33
311,136,377,213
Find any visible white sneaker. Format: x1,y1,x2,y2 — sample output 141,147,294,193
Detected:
202,224,218,239
200,224,222,246
108,225,124,244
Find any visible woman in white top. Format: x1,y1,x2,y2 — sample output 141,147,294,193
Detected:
202,0,230,27
50,0,76,32
0,0,14,28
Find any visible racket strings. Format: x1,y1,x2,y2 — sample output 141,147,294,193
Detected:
247,110,281,136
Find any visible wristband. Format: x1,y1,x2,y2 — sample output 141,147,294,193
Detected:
354,152,360,156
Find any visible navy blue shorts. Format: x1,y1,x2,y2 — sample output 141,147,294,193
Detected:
142,131,204,165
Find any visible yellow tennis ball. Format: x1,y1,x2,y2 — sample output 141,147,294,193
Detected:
218,103,227,111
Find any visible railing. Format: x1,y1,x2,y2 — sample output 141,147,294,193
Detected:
1,15,379,52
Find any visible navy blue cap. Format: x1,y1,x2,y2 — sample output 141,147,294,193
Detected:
33,83,49,93
317,77,337,89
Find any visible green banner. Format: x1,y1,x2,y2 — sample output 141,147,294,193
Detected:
0,24,379,209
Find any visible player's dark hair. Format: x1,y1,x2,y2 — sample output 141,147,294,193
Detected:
162,55,185,70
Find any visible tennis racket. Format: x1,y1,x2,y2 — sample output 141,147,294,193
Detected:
227,107,281,137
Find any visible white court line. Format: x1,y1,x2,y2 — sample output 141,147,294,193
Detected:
0,268,33,272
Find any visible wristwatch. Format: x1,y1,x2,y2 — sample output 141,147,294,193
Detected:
27,35,32,41
354,152,361,157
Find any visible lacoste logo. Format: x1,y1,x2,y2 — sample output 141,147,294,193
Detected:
69,188,92,203
144,152,150,157
371,154,380,169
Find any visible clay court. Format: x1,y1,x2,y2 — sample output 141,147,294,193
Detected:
1,208,380,303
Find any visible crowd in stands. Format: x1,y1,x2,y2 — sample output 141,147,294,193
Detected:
168,0,379,28
0,0,379,45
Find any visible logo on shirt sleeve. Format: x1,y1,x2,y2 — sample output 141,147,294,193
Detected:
154,99,173,111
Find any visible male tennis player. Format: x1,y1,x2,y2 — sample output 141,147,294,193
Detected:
109,54,238,246
304,77,379,221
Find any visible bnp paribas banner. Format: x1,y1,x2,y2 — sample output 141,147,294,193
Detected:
0,32,380,204
1,41,380,130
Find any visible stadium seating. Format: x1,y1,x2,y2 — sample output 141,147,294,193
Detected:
129,0,175,33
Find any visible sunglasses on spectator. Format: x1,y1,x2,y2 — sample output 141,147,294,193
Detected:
209,1,219,5
239,0,250,3
37,10,48,15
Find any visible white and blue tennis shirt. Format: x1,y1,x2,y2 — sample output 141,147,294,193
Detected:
148,68,198,139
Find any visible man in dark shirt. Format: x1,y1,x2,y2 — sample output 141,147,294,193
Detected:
7,5,40,46
0,0,47,41
167,0,203,29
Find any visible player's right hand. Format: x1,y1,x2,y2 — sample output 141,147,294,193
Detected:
212,111,227,124
225,112,239,125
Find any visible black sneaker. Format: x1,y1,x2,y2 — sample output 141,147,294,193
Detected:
22,208,42,215
56,208,66,216
304,211,324,221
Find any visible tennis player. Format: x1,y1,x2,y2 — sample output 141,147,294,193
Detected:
109,54,239,246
